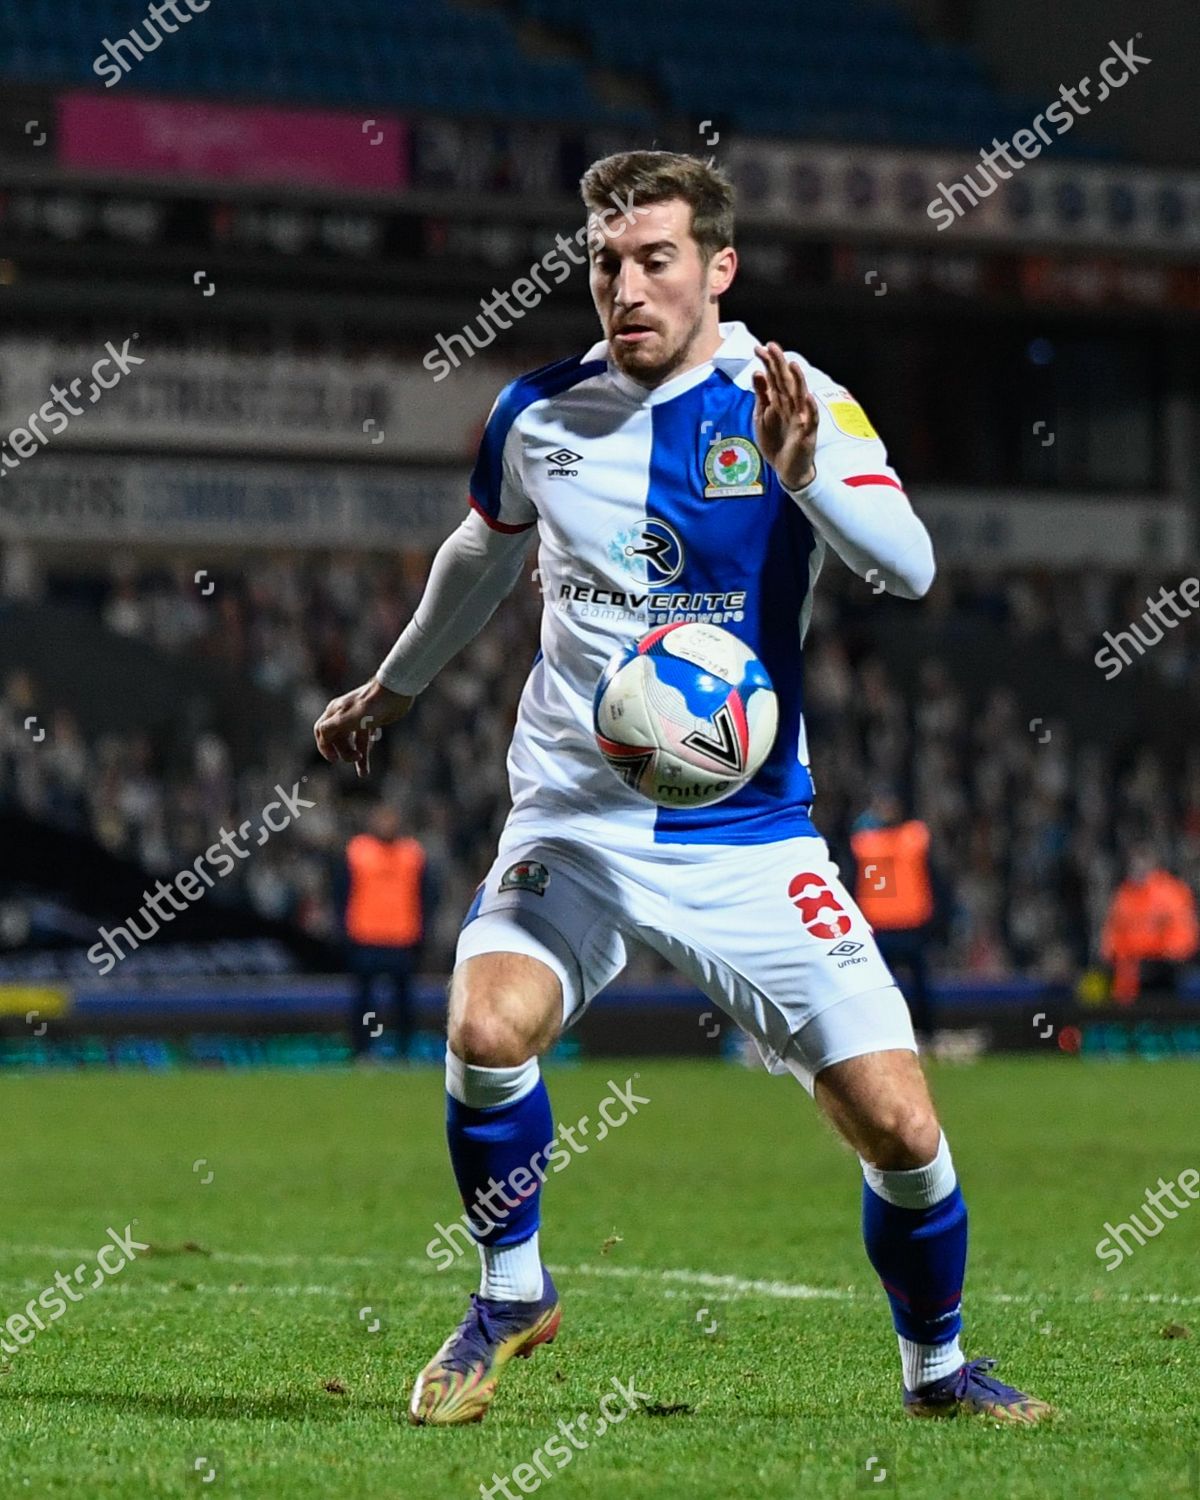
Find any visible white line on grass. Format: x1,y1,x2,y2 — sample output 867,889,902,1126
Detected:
2,1246,1198,1306
551,1262,855,1301
5,1245,376,1268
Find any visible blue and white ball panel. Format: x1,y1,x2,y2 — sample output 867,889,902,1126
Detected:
593,623,779,806
595,654,741,806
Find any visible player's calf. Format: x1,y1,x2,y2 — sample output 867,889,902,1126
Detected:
819,1046,969,1391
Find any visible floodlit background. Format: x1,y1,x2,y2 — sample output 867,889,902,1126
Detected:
2,0,1198,1059
0,5,1198,1499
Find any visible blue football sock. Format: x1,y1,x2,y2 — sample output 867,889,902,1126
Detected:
861,1133,968,1388
445,1053,554,1252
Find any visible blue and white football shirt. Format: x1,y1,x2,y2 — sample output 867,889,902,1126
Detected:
466,320,912,849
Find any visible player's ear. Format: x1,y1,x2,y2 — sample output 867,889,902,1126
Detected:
706,245,737,300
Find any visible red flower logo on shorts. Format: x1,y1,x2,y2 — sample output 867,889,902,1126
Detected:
788,871,852,940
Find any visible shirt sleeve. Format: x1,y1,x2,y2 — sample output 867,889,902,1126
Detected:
783,363,935,600
468,387,538,534
375,509,535,696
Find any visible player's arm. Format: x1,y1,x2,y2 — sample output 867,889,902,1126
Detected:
752,341,935,600
380,388,541,697
376,509,535,697
313,392,538,778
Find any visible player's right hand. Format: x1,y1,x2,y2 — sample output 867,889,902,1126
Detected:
313,678,413,780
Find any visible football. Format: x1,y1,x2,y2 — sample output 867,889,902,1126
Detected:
593,622,779,807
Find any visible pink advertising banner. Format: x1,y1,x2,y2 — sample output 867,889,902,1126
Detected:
56,91,408,192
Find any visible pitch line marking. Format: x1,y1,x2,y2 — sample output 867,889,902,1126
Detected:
3,1247,1198,1307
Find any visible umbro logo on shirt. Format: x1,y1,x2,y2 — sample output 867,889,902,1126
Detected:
545,448,582,477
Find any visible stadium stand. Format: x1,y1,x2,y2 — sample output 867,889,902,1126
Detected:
520,0,1058,150
0,0,651,126
5,546,1194,984
0,0,1094,151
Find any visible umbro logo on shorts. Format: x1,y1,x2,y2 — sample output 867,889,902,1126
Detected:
828,938,867,969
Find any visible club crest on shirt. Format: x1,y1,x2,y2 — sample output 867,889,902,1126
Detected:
499,860,550,897
703,436,764,498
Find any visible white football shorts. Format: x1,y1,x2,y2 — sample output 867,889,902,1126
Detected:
455,825,916,1093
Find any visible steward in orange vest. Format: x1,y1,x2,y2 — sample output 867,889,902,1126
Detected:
342,805,432,1058
1101,850,1198,1003
851,795,938,1040
345,831,426,947
851,820,935,933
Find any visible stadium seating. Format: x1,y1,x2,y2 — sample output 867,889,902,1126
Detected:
0,0,651,127
518,0,1100,153
0,0,1107,152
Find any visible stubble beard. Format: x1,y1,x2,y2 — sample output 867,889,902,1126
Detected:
609,304,708,388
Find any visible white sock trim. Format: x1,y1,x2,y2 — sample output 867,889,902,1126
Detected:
900,1333,964,1392
445,1049,540,1110
861,1131,956,1209
479,1232,544,1302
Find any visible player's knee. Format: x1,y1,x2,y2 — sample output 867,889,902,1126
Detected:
448,1001,537,1067
447,955,561,1066
860,1101,941,1171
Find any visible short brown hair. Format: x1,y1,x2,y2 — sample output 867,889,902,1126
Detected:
579,150,735,263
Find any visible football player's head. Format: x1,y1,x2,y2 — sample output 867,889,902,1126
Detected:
581,150,736,386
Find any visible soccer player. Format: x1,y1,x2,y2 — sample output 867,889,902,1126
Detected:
314,151,1051,1427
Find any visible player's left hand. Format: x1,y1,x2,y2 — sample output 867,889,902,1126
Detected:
313,677,412,780
752,341,819,490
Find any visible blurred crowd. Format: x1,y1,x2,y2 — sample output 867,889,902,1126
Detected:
2,541,1197,982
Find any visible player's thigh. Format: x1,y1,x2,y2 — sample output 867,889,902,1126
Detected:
453,837,632,1055
646,834,915,1089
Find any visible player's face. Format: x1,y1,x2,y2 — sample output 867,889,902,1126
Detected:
588,198,735,386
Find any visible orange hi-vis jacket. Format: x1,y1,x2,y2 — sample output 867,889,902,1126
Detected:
1101,870,1199,1001
851,820,934,932
345,834,426,948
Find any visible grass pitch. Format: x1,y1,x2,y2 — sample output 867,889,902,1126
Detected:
0,1057,1196,1498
